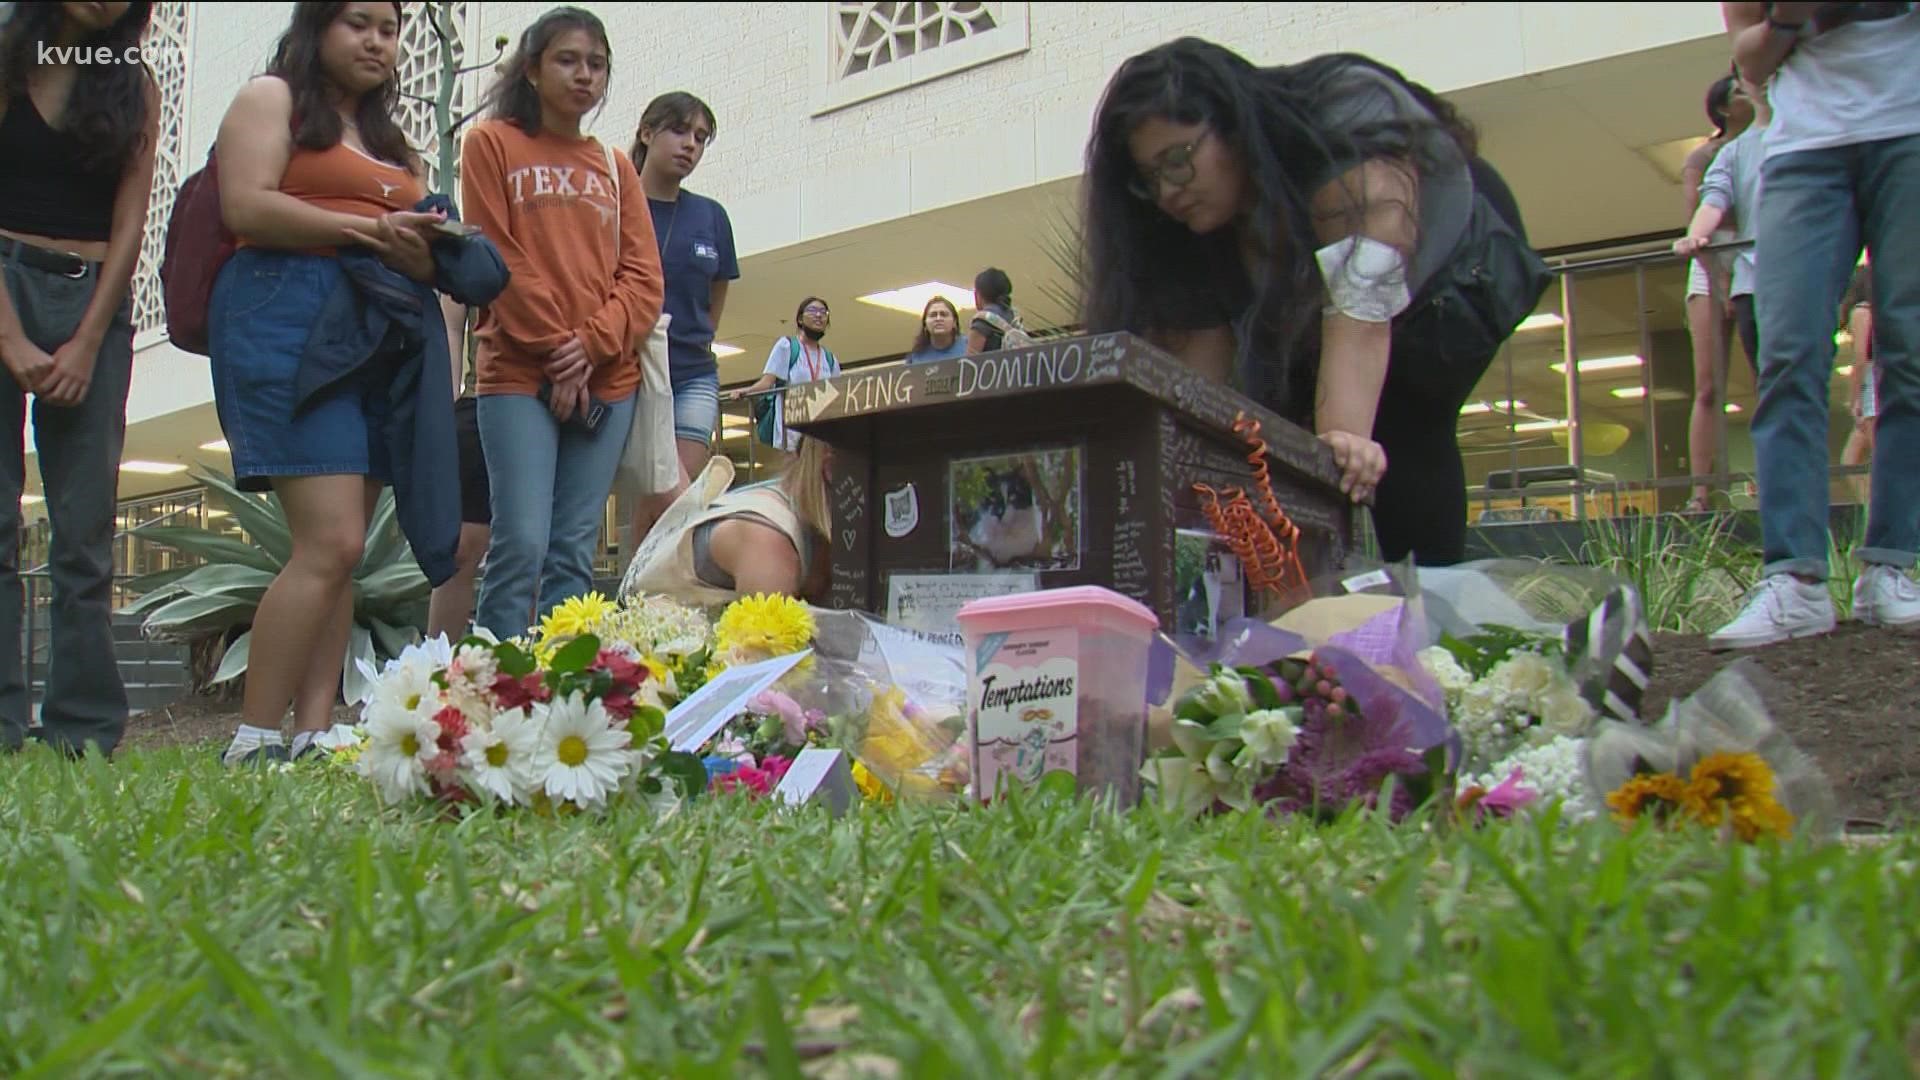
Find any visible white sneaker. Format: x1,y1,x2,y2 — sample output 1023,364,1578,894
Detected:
1708,574,1836,652
1853,565,1920,628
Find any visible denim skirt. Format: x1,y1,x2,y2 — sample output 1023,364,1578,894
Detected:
209,248,392,493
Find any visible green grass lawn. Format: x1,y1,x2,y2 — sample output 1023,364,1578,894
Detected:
2,746,1916,1078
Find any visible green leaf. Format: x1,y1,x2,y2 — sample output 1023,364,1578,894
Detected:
356,559,430,606
660,751,710,799
210,630,253,685
1037,770,1078,799
548,633,600,675
174,563,277,601
630,705,666,741
119,582,190,617
494,641,536,678
1207,714,1245,741
192,468,293,564
357,489,404,574
131,525,280,573
121,564,197,599
1244,670,1284,711
16,979,199,1080
1121,848,1161,917
142,593,253,637
368,617,415,661
341,624,376,706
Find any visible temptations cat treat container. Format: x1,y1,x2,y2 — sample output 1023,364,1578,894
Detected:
956,586,1158,808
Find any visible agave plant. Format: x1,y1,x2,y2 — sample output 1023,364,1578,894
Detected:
122,469,430,705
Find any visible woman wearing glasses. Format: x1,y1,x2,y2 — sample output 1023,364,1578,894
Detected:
1081,39,1547,566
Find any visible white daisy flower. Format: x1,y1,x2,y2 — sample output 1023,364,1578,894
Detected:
532,693,635,809
460,709,539,805
358,707,443,805
368,652,443,723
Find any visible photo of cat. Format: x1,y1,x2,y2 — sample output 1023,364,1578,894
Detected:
949,448,1083,572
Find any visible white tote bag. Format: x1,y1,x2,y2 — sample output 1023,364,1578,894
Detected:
618,312,680,496
597,139,679,498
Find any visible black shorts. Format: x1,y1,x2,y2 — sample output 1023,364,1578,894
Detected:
454,396,491,526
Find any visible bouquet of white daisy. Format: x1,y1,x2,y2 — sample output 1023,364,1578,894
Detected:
356,625,707,814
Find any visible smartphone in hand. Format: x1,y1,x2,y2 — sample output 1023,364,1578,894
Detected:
536,383,608,432
431,220,482,238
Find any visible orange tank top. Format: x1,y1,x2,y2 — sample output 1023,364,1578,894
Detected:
238,140,424,250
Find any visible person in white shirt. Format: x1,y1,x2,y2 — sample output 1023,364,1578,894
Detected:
1711,2,1920,650
733,296,840,460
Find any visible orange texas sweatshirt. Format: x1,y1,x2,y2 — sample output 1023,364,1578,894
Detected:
460,118,664,401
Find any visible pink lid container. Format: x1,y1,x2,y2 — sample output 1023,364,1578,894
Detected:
956,585,1159,808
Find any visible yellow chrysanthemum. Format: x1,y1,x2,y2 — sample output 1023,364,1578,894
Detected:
1683,752,1793,841
536,592,618,652
1606,772,1688,825
712,593,816,668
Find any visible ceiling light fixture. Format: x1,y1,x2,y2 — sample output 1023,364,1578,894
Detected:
1515,313,1564,333
1610,386,1647,399
1514,419,1570,432
712,343,744,358
121,461,189,475
854,281,976,317
20,494,43,505
1550,355,1644,375
199,439,230,453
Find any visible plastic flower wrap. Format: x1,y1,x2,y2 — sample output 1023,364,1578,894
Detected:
1584,659,1838,843
354,631,705,814
1144,618,1453,821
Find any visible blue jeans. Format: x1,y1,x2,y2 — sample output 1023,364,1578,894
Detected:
473,391,636,639
1752,133,1920,579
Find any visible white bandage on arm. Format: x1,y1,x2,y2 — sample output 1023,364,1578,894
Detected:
1316,235,1412,323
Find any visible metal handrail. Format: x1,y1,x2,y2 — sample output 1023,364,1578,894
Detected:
1546,237,1752,275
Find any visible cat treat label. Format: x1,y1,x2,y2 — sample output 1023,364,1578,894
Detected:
971,629,1080,794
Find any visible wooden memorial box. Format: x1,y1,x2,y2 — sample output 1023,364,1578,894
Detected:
784,333,1354,636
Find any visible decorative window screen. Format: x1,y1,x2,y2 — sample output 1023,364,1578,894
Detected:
814,2,1030,116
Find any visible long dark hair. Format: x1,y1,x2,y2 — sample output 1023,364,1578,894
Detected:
1081,38,1476,416
0,1,155,173
484,7,611,136
631,90,715,165
1705,74,1736,137
911,295,961,354
974,268,1013,309
267,2,416,170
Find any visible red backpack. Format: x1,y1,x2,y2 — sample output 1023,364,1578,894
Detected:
159,144,234,357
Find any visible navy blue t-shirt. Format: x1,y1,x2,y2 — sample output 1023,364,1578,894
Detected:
648,191,740,383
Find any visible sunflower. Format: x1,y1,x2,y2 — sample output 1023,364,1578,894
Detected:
1605,771,1688,825
1683,752,1793,841
712,593,816,669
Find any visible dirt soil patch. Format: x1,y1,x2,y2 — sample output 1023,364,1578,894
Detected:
123,697,356,755
1643,625,1920,830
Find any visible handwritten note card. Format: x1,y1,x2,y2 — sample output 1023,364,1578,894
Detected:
887,573,1038,640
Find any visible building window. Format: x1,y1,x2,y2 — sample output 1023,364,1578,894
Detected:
394,2,471,194
131,1,191,347
813,1,1030,116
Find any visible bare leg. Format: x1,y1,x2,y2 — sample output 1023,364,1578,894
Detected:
427,523,491,640
1685,294,1726,507
290,480,381,734
1842,421,1876,506
239,475,370,737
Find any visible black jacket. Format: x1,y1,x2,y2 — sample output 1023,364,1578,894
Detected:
296,194,509,587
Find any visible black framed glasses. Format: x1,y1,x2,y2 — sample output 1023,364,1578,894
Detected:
1128,129,1211,201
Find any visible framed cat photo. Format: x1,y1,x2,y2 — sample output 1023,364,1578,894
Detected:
948,448,1084,573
